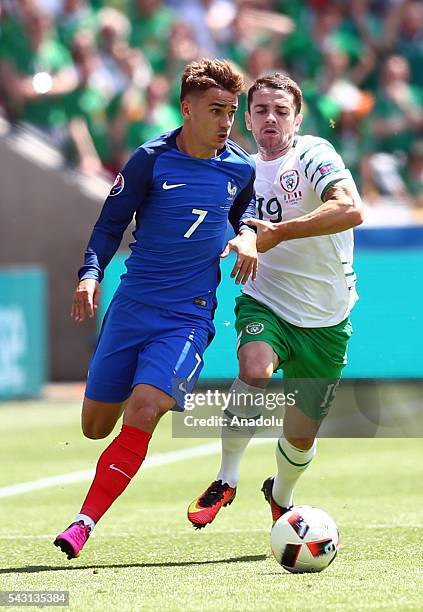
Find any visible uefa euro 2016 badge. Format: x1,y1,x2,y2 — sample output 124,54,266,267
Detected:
245,322,265,335
109,172,125,196
280,169,299,193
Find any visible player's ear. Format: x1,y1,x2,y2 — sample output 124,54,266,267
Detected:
180,98,191,120
245,111,252,131
294,113,303,133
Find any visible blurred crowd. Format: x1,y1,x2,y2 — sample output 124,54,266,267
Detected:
1,0,422,220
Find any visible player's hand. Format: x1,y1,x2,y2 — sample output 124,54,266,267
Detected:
221,230,258,285
245,219,280,253
71,279,101,322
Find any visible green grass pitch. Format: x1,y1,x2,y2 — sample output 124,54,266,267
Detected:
1,398,422,611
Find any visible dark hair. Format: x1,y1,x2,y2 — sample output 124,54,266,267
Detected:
180,58,244,102
247,73,302,114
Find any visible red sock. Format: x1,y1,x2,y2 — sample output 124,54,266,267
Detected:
80,424,151,523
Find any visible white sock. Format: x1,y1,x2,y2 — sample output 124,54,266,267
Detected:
216,378,264,488
75,513,96,532
272,436,317,508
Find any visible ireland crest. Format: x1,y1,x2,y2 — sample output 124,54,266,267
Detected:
280,169,299,193
245,322,265,335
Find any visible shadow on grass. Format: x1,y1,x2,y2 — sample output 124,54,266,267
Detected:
1,554,267,574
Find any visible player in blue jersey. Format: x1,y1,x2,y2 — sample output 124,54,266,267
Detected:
54,58,258,560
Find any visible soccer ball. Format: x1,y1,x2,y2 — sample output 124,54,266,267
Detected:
270,505,340,573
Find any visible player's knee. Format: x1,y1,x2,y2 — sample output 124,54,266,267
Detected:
81,419,114,439
126,402,169,430
81,398,123,440
143,400,170,421
285,435,316,451
239,356,273,383
125,388,174,430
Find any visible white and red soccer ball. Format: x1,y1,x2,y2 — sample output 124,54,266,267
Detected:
270,505,340,573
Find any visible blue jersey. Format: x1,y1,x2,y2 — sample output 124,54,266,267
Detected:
79,128,256,319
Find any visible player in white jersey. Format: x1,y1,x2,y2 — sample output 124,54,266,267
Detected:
245,134,358,327
188,73,363,529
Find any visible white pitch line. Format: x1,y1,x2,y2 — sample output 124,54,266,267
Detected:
0,438,273,499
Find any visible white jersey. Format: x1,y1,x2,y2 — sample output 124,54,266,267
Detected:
244,134,359,328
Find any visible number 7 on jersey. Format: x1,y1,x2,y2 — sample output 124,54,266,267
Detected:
184,209,208,238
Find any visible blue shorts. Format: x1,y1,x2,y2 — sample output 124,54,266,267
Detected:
85,292,215,409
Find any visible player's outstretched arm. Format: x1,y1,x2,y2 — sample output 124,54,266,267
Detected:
224,165,258,283
71,278,101,323
246,179,364,253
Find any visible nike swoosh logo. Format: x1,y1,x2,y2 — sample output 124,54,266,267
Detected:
188,501,205,514
162,181,186,190
109,464,131,479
